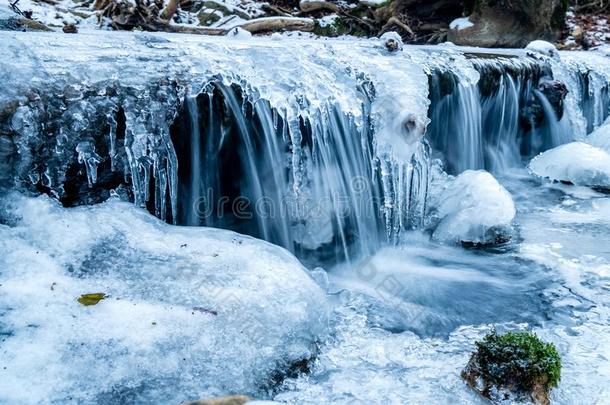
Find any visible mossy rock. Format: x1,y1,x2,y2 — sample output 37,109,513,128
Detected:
462,330,561,404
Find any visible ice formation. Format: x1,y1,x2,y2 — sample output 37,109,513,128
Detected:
2,30,610,260
430,170,516,244
0,192,328,404
534,141,610,187
529,142,610,189
449,17,473,31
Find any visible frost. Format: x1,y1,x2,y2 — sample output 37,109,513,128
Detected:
0,192,328,404
430,170,516,244
529,142,610,189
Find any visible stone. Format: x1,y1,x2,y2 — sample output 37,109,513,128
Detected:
462,331,561,405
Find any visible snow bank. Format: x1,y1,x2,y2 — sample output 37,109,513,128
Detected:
431,170,516,245
0,193,328,404
529,142,610,189
525,40,558,58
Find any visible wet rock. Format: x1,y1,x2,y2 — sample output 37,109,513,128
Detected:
538,80,568,120
462,330,561,405
519,80,568,131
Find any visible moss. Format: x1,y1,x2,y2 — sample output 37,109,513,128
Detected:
469,330,562,392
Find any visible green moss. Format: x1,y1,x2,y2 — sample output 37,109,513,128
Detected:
474,330,562,390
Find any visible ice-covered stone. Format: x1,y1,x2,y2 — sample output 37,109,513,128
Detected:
529,142,610,189
588,120,610,153
431,170,516,245
526,40,558,58
0,192,328,404
379,31,402,52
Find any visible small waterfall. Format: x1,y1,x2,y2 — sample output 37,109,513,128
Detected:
426,57,575,175
170,82,429,264
4,32,610,265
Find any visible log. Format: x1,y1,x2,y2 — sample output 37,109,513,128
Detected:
238,17,315,34
299,0,340,14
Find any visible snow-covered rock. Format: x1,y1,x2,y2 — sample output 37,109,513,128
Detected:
587,120,610,153
0,193,328,404
431,170,516,245
380,31,403,52
525,40,558,58
529,142,610,190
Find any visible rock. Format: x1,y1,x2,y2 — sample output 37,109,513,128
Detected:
538,80,568,120
448,0,567,48
525,40,559,58
571,25,584,40
380,31,403,52
529,142,610,191
519,79,568,131
180,395,252,405
430,170,516,246
462,330,561,405
62,23,78,33
0,192,329,403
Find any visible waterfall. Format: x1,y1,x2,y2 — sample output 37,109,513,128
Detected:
2,32,610,264
170,82,429,264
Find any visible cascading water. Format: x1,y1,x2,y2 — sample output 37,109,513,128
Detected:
426,56,579,175
2,33,610,263
170,81,429,264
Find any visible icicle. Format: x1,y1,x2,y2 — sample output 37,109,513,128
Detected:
76,140,101,188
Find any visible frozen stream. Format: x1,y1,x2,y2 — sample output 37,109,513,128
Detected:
275,170,610,404
2,29,610,404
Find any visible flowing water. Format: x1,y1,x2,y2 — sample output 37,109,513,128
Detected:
2,31,610,404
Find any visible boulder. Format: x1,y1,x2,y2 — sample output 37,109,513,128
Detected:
462,330,561,405
448,0,567,48
529,141,610,191
430,170,516,245
0,192,328,403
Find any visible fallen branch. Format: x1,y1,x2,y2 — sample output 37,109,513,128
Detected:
381,16,414,37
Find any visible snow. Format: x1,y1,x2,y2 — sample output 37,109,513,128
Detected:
430,170,516,244
226,26,252,38
359,0,389,6
525,40,558,57
449,17,473,31
529,142,610,189
0,192,328,404
587,119,610,152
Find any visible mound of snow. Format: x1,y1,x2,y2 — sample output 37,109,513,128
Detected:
587,120,610,153
525,40,558,57
0,193,328,404
449,17,473,30
432,170,516,245
529,142,610,189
